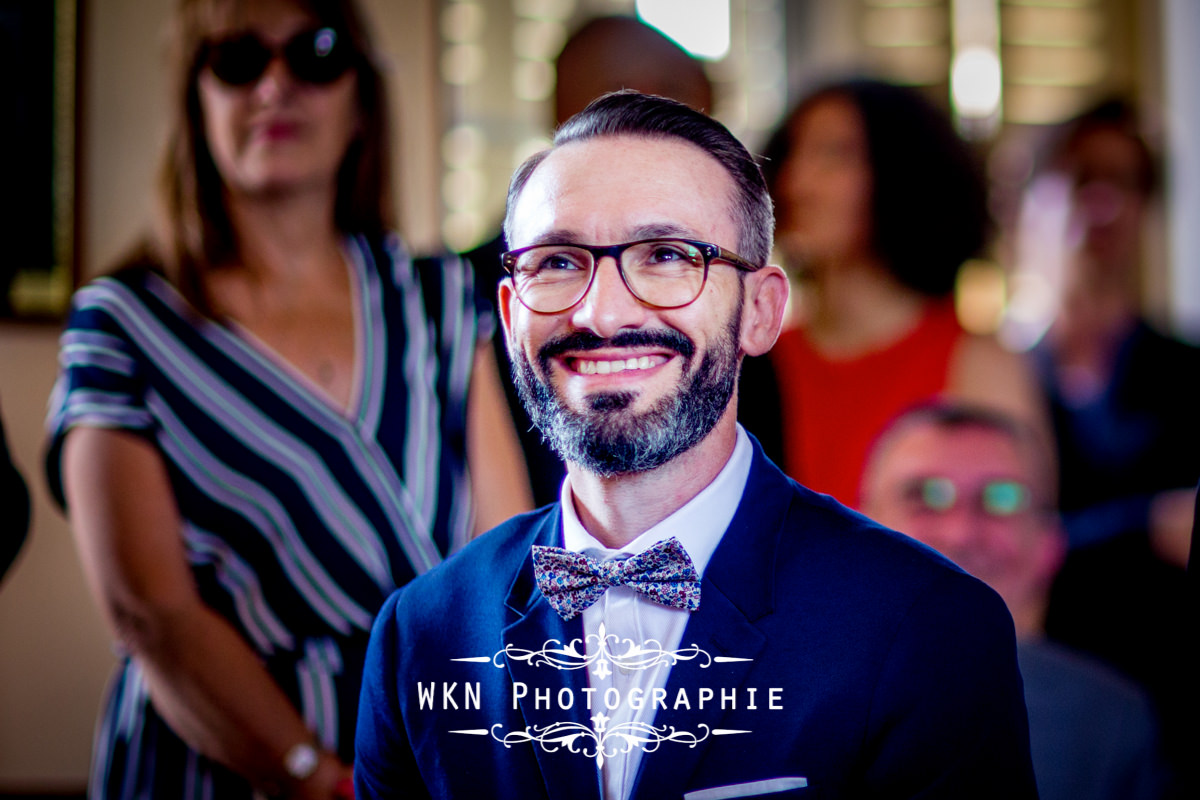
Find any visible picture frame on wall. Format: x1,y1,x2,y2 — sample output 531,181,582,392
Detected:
0,0,76,320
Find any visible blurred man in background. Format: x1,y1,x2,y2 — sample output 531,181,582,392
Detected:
467,15,714,507
861,402,1171,800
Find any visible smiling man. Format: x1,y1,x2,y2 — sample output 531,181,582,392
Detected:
860,403,1169,800
354,92,1037,800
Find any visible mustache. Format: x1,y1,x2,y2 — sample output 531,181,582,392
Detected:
537,329,696,365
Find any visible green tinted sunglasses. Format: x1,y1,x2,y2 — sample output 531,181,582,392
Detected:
909,477,1032,517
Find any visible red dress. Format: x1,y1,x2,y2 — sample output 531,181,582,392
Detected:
770,300,964,507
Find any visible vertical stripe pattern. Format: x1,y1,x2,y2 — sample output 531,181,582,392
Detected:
45,236,482,798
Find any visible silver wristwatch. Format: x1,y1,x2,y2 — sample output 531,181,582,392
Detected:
284,742,320,781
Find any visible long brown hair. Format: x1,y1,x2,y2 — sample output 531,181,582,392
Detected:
153,0,394,312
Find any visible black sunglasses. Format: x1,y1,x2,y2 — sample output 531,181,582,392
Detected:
201,27,357,87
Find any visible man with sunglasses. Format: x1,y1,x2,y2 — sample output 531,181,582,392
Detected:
861,402,1169,800
355,91,1036,799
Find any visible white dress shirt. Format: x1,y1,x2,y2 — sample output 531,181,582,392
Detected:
559,425,754,800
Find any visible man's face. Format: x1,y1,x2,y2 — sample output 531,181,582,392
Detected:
1063,127,1148,276
499,135,748,476
861,424,1059,615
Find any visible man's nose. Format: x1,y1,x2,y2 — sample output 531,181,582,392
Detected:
568,257,650,338
928,506,983,553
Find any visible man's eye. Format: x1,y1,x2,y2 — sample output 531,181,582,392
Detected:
647,245,690,263
539,252,587,271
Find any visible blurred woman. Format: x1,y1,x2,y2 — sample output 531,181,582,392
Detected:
742,78,1043,507
44,0,529,796
1014,99,1198,790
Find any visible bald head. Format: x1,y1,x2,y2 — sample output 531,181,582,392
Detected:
861,403,1063,638
554,16,714,126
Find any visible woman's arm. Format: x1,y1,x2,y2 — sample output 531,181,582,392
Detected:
63,426,351,799
467,345,534,535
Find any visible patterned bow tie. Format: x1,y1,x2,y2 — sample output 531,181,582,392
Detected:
531,536,701,621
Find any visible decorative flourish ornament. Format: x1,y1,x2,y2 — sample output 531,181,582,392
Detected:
449,720,749,769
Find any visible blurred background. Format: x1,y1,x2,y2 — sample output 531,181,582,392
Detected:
1,0,1197,792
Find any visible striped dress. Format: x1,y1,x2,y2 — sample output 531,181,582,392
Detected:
45,234,485,798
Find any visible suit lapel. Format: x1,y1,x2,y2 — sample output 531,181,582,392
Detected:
631,579,768,800
502,513,604,800
632,437,793,800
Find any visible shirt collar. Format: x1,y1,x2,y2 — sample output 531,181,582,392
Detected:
559,424,753,576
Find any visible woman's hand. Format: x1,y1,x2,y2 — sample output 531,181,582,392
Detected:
286,750,354,799
1149,487,1194,569
63,426,341,793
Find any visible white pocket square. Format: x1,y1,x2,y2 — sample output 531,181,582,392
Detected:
684,777,809,799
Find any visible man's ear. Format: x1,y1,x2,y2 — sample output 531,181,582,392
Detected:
739,264,790,357
1033,520,1068,588
497,278,519,353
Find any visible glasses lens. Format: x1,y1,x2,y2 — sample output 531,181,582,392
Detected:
285,27,354,84
206,36,272,86
510,246,593,312
920,477,957,512
623,240,706,308
981,480,1029,516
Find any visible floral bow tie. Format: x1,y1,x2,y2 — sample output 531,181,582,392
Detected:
531,536,701,621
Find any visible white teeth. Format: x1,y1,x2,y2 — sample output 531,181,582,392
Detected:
577,356,660,375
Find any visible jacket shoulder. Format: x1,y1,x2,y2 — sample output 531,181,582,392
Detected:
381,505,556,628
764,462,1005,626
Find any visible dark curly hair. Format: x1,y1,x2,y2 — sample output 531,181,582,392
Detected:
761,79,990,297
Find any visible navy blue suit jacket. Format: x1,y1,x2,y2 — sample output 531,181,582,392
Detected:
356,437,1037,799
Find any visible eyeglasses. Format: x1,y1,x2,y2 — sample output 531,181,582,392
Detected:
903,477,1033,517
200,27,357,87
501,237,762,314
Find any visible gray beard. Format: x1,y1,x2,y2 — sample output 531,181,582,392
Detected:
510,318,742,478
